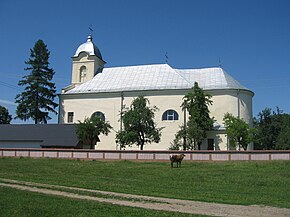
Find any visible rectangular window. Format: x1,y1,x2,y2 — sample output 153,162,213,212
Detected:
207,139,214,150
67,112,74,123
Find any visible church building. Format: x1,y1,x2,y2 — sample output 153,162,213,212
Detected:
58,35,254,150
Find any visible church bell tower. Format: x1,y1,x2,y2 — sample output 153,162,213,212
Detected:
71,35,106,85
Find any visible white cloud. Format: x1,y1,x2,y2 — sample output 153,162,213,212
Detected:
0,99,17,106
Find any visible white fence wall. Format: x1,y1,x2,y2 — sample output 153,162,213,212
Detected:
0,148,289,161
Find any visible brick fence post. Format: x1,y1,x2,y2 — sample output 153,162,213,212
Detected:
209,153,212,161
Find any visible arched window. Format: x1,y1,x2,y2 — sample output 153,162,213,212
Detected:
79,66,87,82
162,110,179,121
91,111,105,121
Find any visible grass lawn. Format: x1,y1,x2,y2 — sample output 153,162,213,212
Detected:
0,157,289,208
0,186,204,217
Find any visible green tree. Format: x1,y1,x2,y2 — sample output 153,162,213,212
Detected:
253,107,290,150
15,40,58,124
275,127,290,150
116,96,162,150
275,114,290,150
76,116,112,149
0,106,12,124
223,113,254,150
170,126,189,150
174,82,214,150
253,108,278,150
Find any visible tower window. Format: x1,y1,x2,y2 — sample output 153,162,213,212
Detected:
162,110,179,121
91,111,105,121
79,66,87,82
67,112,74,123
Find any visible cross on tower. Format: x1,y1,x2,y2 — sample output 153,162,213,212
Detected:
89,24,93,35
219,57,222,67
165,52,168,64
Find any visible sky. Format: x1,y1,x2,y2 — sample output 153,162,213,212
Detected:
0,0,290,123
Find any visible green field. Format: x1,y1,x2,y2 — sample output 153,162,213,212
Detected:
1,187,206,217
0,157,289,211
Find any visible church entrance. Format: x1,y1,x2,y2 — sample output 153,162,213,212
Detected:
207,139,214,150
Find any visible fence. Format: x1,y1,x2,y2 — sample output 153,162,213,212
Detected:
0,148,289,161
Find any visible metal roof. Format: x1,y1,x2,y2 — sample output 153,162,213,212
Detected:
0,124,78,147
65,64,251,94
73,35,103,60
175,67,248,91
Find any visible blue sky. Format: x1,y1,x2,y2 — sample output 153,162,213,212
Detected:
0,0,290,123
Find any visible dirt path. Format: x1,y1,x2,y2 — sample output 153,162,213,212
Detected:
0,178,289,217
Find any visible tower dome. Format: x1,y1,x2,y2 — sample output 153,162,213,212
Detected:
74,35,103,60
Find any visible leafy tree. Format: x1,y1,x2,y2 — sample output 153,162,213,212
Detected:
223,113,254,150
76,116,112,149
116,96,162,150
170,126,188,150
174,82,214,150
15,40,58,124
276,114,290,150
253,107,290,150
275,127,290,150
0,106,12,124
253,108,279,150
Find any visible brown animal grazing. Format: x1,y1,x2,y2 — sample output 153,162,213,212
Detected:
170,154,186,168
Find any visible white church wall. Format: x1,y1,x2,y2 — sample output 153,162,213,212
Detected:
59,89,252,150
238,90,253,125
209,90,238,124
209,89,253,125
60,93,121,150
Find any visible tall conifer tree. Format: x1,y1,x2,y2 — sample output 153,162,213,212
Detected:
15,40,58,124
